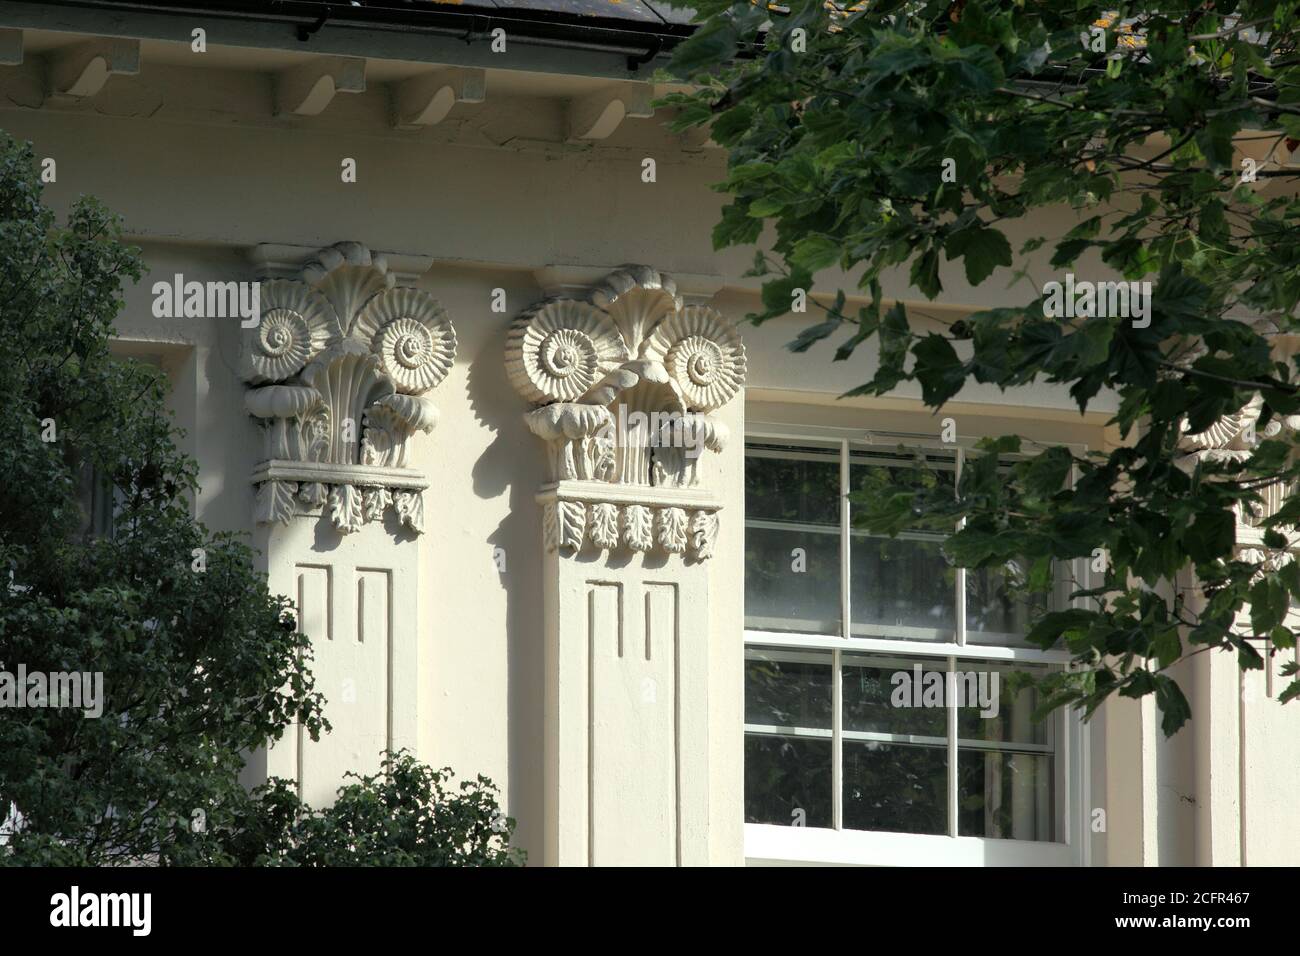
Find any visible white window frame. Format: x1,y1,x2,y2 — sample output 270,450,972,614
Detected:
743,422,1091,867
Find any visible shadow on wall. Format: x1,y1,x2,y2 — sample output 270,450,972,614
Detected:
465,278,545,863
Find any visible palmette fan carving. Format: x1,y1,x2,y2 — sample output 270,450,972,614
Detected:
240,242,455,535
508,265,742,559
361,287,457,394
242,279,334,384
642,305,746,412
592,267,679,350
505,299,629,403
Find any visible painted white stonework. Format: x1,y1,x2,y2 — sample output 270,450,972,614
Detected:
241,241,453,806
506,266,741,561
258,516,420,808
241,241,455,535
507,267,743,864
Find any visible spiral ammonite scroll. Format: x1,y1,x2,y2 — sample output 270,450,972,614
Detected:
642,305,746,412
240,279,336,384
359,286,457,394
505,299,630,404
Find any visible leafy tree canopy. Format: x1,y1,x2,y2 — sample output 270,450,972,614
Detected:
0,131,329,864
0,135,520,866
663,1,1300,732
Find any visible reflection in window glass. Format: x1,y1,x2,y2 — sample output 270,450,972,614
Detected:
745,653,833,728
849,450,957,639
842,655,945,738
956,660,1054,841
841,655,948,835
966,560,1046,642
957,750,1054,841
843,741,947,835
744,652,833,827
745,735,832,828
745,443,841,634
851,535,955,637
743,437,1067,847
746,442,841,525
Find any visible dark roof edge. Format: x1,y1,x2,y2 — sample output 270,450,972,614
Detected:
5,0,700,77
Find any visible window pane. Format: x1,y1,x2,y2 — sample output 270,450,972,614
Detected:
956,660,1055,841
745,442,841,524
965,558,1048,645
848,447,956,528
745,734,832,827
75,461,118,539
842,653,948,835
744,651,833,827
954,661,1050,746
745,442,841,635
843,741,947,835
850,534,955,638
960,452,1051,645
842,654,945,738
849,449,956,640
745,652,833,728
958,751,1054,841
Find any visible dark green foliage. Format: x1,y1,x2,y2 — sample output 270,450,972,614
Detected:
200,751,524,867
0,134,519,866
664,1,1300,732
0,131,328,864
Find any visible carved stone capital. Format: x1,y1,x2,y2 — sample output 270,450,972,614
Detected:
241,241,454,534
506,265,744,560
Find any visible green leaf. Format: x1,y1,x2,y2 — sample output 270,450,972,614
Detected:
712,201,762,249
790,235,843,273
1151,628,1181,669
945,225,1012,286
668,18,739,76
1026,608,1095,649
1250,577,1289,636
866,39,930,79
1154,675,1193,737
757,269,813,322
912,334,965,406
1184,509,1234,564
910,248,942,299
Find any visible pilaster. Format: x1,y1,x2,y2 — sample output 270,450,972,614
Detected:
505,265,745,865
239,241,455,805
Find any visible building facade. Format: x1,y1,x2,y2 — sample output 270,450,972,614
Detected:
1,0,1295,866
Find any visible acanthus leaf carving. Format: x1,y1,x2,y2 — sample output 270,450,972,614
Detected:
546,500,587,552
393,490,424,534
689,510,720,560
329,484,364,534
589,502,620,550
298,482,328,507
255,480,299,526
655,506,688,554
622,504,653,552
363,487,392,523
